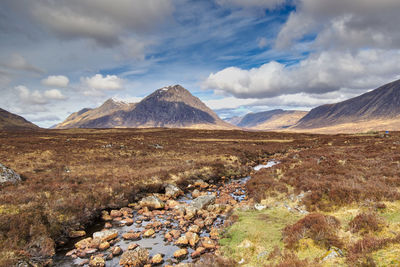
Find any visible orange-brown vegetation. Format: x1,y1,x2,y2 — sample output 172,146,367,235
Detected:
0,128,313,266
283,213,342,249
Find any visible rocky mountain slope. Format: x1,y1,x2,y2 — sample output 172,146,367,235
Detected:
55,85,234,129
0,108,39,130
296,79,400,130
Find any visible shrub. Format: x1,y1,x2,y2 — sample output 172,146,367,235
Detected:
283,213,342,249
349,213,384,234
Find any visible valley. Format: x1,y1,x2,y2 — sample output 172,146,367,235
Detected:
1,129,399,266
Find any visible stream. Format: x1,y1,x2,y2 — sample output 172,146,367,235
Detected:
53,161,278,266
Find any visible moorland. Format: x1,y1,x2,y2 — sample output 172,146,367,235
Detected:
0,128,399,266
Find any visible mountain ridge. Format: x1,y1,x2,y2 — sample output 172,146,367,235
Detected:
0,108,39,130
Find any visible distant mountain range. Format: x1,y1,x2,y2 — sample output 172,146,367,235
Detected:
55,85,235,129
294,79,400,133
225,110,307,130
0,108,39,130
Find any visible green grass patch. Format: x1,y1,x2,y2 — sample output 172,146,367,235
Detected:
219,207,302,265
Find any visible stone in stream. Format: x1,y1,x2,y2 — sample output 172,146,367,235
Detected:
139,195,165,210
112,246,122,256
88,255,105,267
143,229,155,238
175,235,189,246
188,225,200,233
122,232,141,240
192,189,201,198
151,253,164,264
191,195,216,210
69,230,86,238
191,247,206,258
165,184,184,199
194,179,209,189
173,248,188,259
92,229,118,243
110,209,123,218
101,211,112,221
201,237,216,249
184,206,198,220
98,242,110,251
119,247,149,266
128,243,139,250
0,163,21,183
186,232,199,247
75,237,93,249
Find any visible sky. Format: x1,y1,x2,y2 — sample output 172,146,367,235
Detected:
1,0,400,127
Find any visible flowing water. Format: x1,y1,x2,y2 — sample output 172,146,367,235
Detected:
53,161,278,266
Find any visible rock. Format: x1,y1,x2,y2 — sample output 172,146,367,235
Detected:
194,179,209,189
0,163,21,183
188,225,200,233
191,247,205,258
119,248,149,266
187,232,199,247
66,249,77,257
173,249,188,259
165,184,183,199
139,195,165,210
101,211,112,221
175,235,189,246
166,200,180,209
238,239,253,248
112,246,122,256
104,222,112,229
122,232,141,240
254,203,267,211
151,253,164,264
75,237,93,249
92,229,118,242
201,237,216,249
191,195,216,210
124,218,134,226
110,209,123,218
185,206,198,220
192,189,201,198
89,256,105,267
322,247,344,261
170,230,181,239
69,230,86,238
209,228,219,240
143,229,155,238
98,242,110,251
128,243,139,250
193,219,205,228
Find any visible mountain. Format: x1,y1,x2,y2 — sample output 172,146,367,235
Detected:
295,79,400,132
226,109,307,130
0,108,39,130
224,116,243,126
55,85,235,129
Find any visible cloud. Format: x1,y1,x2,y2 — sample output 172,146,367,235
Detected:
204,97,258,110
203,49,400,98
16,85,66,105
3,53,44,73
257,37,268,48
41,75,69,87
82,74,123,91
276,0,400,50
216,0,286,10
32,0,174,47
43,89,67,100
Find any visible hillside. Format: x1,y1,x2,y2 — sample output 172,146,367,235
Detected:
296,79,400,130
0,108,39,130
55,85,235,129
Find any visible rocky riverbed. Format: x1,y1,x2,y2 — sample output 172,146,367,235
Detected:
53,161,277,267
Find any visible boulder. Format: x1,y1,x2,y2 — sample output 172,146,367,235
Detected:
175,236,189,246
143,229,155,238
139,195,165,210
122,232,141,240
69,230,86,238
151,253,164,264
112,246,122,256
191,195,216,210
89,256,105,267
75,237,93,250
92,229,118,242
192,189,201,198
119,248,149,267
0,163,21,183
98,242,110,251
184,206,198,220
165,184,183,199
173,249,188,259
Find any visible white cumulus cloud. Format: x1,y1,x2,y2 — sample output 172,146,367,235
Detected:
203,49,400,98
216,0,286,10
82,74,123,91
16,85,66,105
41,75,70,87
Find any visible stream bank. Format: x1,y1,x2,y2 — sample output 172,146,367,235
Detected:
53,161,278,266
